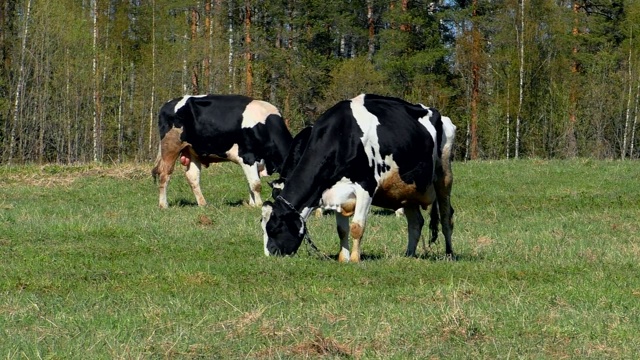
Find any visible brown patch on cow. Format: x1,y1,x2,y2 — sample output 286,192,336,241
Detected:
340,199,356,217
251,181,262,194
350,222,364,240
153,127,189,178
374,169,435,210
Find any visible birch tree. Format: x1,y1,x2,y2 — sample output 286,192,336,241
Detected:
8,0,31,164
515,0,525,159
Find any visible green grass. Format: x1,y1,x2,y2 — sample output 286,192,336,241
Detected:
1,160,639,358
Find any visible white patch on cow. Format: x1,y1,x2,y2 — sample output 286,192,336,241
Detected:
377,154,399,184
350,95,383,181
261,204,273,256
417,105,438,171
320,177,358,213
174,94,207,113
300,207,315,220
225,144,241,163
242,100,281,128
441,116,457,160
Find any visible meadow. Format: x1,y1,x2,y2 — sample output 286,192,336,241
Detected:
1,159,639,359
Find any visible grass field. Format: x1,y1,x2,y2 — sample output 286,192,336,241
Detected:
1,159,639,359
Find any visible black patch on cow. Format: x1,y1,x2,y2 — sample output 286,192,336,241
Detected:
270,126,313,199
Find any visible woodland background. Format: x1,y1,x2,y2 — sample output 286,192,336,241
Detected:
1,0,639,164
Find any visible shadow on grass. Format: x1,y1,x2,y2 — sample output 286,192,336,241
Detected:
224,199,246,207
297,243,479,262
370,208,397,216
170,198,248,207
170,199,198,207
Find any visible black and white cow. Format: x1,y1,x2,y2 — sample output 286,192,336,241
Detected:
261,94,456,262
152,94,293,208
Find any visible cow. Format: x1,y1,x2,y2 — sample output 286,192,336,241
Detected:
152,94,293,209
260,94,456,262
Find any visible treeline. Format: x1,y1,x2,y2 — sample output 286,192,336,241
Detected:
0,0,639,164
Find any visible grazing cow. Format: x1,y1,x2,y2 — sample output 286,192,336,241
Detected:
152,94,293,208
261,94,456,262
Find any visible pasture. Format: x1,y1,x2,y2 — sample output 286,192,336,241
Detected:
1,160,639,358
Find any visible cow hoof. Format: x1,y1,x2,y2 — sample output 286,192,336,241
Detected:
338,251,350,263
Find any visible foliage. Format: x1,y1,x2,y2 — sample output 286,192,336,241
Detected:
0,0,639,163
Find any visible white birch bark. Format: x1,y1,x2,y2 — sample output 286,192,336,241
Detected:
630,77,640,158
622,30,633,159
148,0,156,156
506,83,511,159
8,0,31,164
92,0,99,162
515,0,525,159
228,0,234,92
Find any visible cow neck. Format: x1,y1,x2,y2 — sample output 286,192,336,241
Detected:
275,195,298,215
278,169,328,216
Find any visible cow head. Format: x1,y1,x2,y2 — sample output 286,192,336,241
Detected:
261,199,306,256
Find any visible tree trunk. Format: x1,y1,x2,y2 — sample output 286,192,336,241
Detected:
66,47,72,163
91,0,101,163
148,0,156,157
8,0,31,165
244,0,252,96
622,28,633,159
567,0,580,158
367,0,375,61
204,0,212,93
118,46,124,163
506,82,511,159
515,0,525,159
470,0,480,160
400,0,409,32
191,7,199,94
630,75,640,158
228,0,234,92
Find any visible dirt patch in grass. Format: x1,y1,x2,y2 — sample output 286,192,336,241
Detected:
0,163,151,188
254,327,359,359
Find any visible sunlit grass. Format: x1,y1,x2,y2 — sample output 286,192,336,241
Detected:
1,160,639,358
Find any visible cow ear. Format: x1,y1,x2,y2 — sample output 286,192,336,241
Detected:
262,201,273,219
268,179,284,189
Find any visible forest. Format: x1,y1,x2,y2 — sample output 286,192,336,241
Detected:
0,0,639,164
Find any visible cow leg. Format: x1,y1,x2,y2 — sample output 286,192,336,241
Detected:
349,187,373,263
185,159,207,207
403,205,424,257
154,129,183,209
158,171,172,209
240,162,263,206
429,202,439,245
336,212,350,263
435,177,454,258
